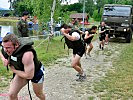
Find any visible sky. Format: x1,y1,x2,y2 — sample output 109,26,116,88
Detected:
0,0,79,9
0,0,10,9
70,0,79,4
61,0,79,5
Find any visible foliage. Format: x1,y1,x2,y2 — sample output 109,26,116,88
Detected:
96,0,108,9
33,36,68,65
61,3,83,13
85,0,95,16
78,0,95,16
12,0,61,21
92,8,103,21
9,0,133,26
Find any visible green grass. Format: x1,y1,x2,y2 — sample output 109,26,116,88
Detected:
0,36,68,88
0,17,18,26
94,42,133,99
33,36,68,66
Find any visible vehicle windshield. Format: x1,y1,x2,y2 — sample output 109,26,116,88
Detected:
103,6,131,17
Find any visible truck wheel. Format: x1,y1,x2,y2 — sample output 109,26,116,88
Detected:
131,24,133,31
126,33,131,43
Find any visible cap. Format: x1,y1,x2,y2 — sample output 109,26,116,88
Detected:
22,11,29,16
6,32,12,35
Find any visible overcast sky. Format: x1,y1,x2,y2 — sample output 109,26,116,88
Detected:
0,0,10,9
0,0,79,9
61,0,79,4
70,0,79,4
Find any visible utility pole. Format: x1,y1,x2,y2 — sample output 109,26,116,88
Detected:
8,0,13,10
50,0,56,35
46,0,56,53
82,0,85,31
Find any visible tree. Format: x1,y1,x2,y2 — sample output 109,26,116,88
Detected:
12,0,62,31
79,0,95,16
92,8,103,21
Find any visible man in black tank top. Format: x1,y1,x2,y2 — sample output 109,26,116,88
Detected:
99,22,107,50
61,24,86,81
84,26,97,57
0,34,45,100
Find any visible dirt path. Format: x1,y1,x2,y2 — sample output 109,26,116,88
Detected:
0,39,127,100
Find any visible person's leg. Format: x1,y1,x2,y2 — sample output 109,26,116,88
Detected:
87,43,93,56
32,83,45,100
105,34,109,44
86,44,89,54
101,39,105,50
71,54,83,74
99,36,102,49
84,43,87,58
72,54,86,81
8,75,28,100
99,41,102,49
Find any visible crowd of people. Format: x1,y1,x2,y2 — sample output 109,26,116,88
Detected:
0,11,109,100
60,22,109,81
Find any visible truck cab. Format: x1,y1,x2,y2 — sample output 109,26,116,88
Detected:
102,4,133,43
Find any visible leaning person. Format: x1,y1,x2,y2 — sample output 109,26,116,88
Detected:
60,24,86,81
1,34,45,100
83,26,97,57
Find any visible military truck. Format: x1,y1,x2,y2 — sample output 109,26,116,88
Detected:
102,4,133,43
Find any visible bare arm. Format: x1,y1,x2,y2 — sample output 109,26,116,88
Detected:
10,51,35,79
64,33,78,41
61,28,77,41
84,31,94,39
99,28,106,34
0,52,8,66
99,30,106,34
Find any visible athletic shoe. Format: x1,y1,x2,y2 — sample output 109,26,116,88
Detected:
76,73,80,77
87,53,91,57
76,74,86,82
105,42,107,45
105,42,108,45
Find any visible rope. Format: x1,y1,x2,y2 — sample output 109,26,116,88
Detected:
33,34,53,49
28,80,32,100
27,34,53,100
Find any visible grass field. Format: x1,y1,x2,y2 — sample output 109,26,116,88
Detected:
1,17,133,98
0,17,18,26
94,41,133,99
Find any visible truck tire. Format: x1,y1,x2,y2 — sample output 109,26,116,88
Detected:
131,24,133,31
126,32,132,43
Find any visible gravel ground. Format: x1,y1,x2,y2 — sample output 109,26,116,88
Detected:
0,38,127,100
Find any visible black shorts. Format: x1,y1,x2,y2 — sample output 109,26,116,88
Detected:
99,35,105,41
73,47,85,57
85,40,91,45
31,65,45,83
106,30,109,34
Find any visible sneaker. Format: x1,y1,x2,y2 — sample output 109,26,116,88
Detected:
105,42,108,45
76,73,80,77
76,74,86,82
105,42,109,45
87,53,91,57
102,47,104,50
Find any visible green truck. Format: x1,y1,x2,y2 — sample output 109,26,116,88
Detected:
102,4,133,43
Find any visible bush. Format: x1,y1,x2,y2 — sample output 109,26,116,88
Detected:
92,8,103,21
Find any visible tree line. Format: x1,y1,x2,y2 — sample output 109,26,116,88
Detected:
9,0,133,25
